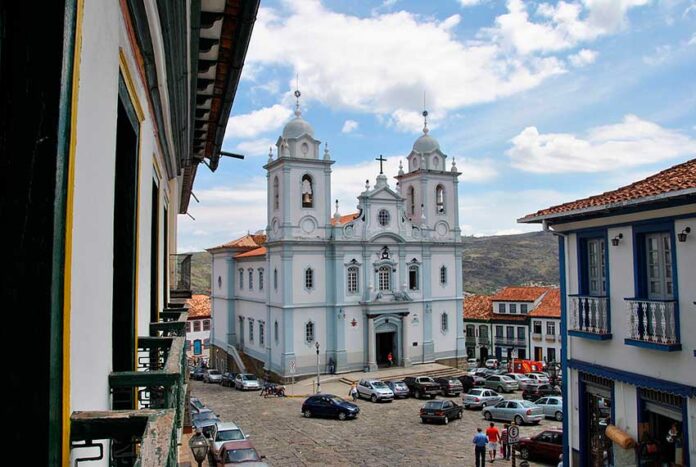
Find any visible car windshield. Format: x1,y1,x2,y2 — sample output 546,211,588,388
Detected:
197,412,217,421
468,390,482,395
448,379,460,384
225,448,260,463
209,370,220,375
501,376,514,382
217,429,244,442
328,396,347,405
242,374,257,381
191,399,205,410
424,401,442,409
372,382,388,389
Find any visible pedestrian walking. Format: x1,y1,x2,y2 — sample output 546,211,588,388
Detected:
387,352,393,367
472,427,488,467
500,423,510,460
349,382,358,401
486,422,501,463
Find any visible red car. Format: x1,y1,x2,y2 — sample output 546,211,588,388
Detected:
515,428,563,462
214,440,267,466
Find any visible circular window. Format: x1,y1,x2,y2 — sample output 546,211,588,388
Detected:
378,209,390,227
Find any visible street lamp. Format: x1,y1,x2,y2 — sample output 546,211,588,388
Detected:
315,341,321,393
188,429,209,467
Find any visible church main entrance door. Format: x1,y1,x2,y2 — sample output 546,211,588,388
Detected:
376,331,396,367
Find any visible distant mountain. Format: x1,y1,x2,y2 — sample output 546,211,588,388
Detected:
185,230,559,297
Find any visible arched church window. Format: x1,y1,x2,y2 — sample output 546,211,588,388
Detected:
305,267,314,290
258,268,264,291
408,265,419,291
248,268,254,290
440,265,447,285
239,268,244,289
305,321,315,343
273,176,279,210
408,186,415,216
441,312,449,333
378,209,390,226
436,185,445,214
301,174,313,208
347,266,359,294
378,266,391,291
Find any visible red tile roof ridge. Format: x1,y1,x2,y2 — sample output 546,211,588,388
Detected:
529,288,561,318
331,212,360,226
234,246,267,259
490,286,552,302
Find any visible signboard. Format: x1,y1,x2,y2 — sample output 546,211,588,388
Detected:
508,425,520,444
289,360,296,374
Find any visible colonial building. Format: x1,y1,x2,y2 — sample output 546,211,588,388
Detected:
463,286,561,365
520,158,696,467
209,102,466,379
2,1,258,464
186,294,212,365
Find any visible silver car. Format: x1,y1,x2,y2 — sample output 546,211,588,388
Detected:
483,375,519,393
204,369,223,384
210,421,247,456
534,396,563,421
234,373,261,390
505,373,538,391
483,399,544,425
357,379,394,402
462,388,504,409
526,373,550,385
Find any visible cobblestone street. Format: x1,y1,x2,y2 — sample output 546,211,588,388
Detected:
191,380,559,467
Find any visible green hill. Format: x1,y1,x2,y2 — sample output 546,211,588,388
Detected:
185,230,559,296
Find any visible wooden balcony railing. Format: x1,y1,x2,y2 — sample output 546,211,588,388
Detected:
625,299,679,349
569,295,611,338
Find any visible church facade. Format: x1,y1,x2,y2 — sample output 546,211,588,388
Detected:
209,97,466,378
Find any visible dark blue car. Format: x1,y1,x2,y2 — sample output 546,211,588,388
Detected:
301,394,360,421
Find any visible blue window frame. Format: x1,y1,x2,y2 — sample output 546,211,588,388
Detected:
576,229,609,297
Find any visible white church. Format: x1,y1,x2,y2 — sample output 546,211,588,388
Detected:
208,92,466,379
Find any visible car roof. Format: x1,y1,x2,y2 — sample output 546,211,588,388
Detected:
216,421,241,430
365,379,383,383
220,440,254,450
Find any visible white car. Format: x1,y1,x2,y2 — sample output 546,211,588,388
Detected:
210,421,247,456
505,373,538,391
234,373,261,390
527,372,550,384
467,358,478,368
485,358,499,369
357,379,394,402
204,369,223,384
534,396,563,421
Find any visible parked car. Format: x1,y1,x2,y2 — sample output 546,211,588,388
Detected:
483,375,519,393
505,373,538,391
515,429,563,462
221,372,237,387
462,388,504,409
190,397,206,415
214,440,267,466
403,376,440,399
472,375,487,386
357,379,394,402
234,373,261,391
484,358,499,369
467,358,478,368
482,399,544,425
301,394,360,420
457,374,475,393
192,367,206,381
523,384,561,401
434,377,464,396
210,422,247,459
192,409,220,438
526,372,550,384
204,369,223,384
385,380,410,398
534,396,563,421
419,399,464,424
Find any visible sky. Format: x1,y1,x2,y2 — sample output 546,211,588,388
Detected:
178,0,696,252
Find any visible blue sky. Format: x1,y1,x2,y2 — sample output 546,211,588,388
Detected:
179,0,696,252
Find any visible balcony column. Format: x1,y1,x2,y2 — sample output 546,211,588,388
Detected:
367,316,377,371
401,315,411,367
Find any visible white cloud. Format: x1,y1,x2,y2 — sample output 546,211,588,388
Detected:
689,32,696,46
507,114,696,173
225,104,292,139
341,120,359,133
643,44,673,65
234,138,276,157
458,0,483,7
569,48,598,67
456,157,499,182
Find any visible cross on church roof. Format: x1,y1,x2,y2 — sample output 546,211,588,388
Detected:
375,154,386,174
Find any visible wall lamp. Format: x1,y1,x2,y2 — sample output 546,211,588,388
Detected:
678,227,691,242
611,233,623,246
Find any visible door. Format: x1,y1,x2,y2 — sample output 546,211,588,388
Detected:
535,347,543,361
376,331,396,366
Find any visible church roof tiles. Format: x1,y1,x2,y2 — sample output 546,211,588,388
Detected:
331,212,359,226
210,233,267,251
234,246,267,258
490,286,550,302
463,295,493,321
186,294,211,319
529,288,561,318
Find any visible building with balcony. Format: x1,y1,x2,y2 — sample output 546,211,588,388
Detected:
1,1,258,464
186,294,212,365
529,288,561,363
520,158,696,467
463,294,493,363
490,286,548,361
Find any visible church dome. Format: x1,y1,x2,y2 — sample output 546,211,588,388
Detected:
282,114,314,139
412,130,440,153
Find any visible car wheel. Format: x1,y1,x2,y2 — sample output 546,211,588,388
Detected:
464,404,470,409
443,416,449,425
514,415,524,425
338,412,347,421
497,386,504,393
520,447,530,459
483,411,492,421
303,409,312,418
481,402,487,408
371,394,377,403
555,411,563,421
416,390,422,399
421,417,426,424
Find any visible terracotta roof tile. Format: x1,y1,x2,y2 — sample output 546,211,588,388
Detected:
520,158,696,222
234,246,267,259
186,294,211,319
529,288,560,318
463,295,493,321
331,212,359,226
211,233,267,250
490,286,550,302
